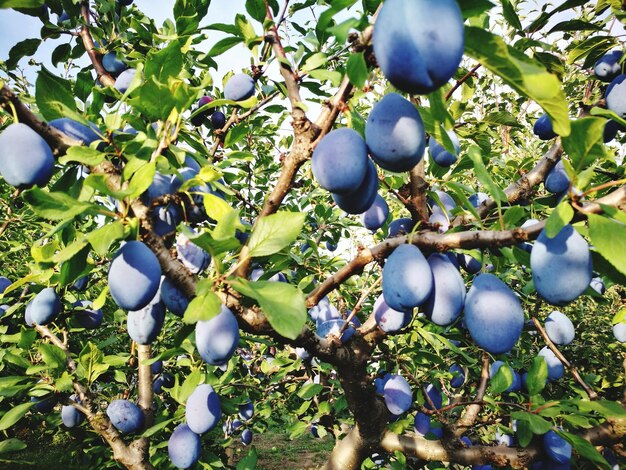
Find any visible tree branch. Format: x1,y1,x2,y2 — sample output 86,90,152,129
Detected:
80,2,115,87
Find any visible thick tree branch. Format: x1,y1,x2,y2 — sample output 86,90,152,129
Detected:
452,353,490,437
407,161,429,222
80,2,115,87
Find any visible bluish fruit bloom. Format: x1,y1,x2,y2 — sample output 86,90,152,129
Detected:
127,295,166,345
388,218,415,237
224,74,255,101
0,123,55,188
49,118,102,146
606,74,626,118
373,294,412,332
538,347,564,380
414,412,430,436
543,430,572,464
331,159,379,214
429,130,461,167
424,383,442,410
423,253,466,326
102,52,127,74
544,311,575,345
544,160,570,194
195,305,240,365
185,384,222,434
73,300,103,329
449,364,465,388
382,244,433,311
168,424,201,469
106,400,144,434
383,374,412,415
594,50,623,82
114,68,137,94
29,288,62,326
241,429,253,445
533,113,557,140
361,194,389,231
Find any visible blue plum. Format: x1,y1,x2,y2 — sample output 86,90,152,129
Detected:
49,118,101,146
373,0,464,95
238,402,254,421
325,241,337,251
423,253,466,326
185,384,222,434
224,74,255,101
383,374,412,415
469,192,489,208
61,403,84,428
0,276,11,294
0,123,55,188
429,130,461,167
211,110,226,129
160,277,189,317
102,52,127,74
543,430,572,465
544,160,570,194
151,360,163,375
153,204,181,236
331,159,379,214
373,294,412,332
241,429,253,445
530,225,592,305
176,233,211,274
374,372,391,395
361,194,389,231
153,372,174,393
168,424,201,469
544,311,575,345
108,241,161,311
491,361,521,393
424,383,442,410
533,114,557,140
495,428,514,446
195,305,240,365
232,419,243,431
464,274,524,354
603,119,622,143
458,253,482,274
316,319,356,343
388,217,415,237
71,275,88,292
106,399,144,434
429,190,456,214
382,244,433,311
145,172,181,200
127,295,166,345
114,68,137,94
0,304,8,318
29,288,62,326
614,323,626,342
414,412,430,436
365,93,426,172
312,128,369,194
31,394,56,413
449,364,465,388
595,50,623,82
538,346,564,380
589,276,606,295
73,300,103,329
605,74,626,118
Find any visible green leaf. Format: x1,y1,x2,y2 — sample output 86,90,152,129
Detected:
182,290,221,324
501,0,522,30
38,343,66,372
236,447,258,470
207,37,244,57
245,0,266,22
0,402,34,431
526,356,548,395
22,188,100,221
78,342,109,385
87,222,127,257
346,52,368,88
129,77,195,121
0,0,44,8
59,146,106,166
141,417,176,438
561,118,606,171
588,214,626,276
144,41,183,83
511,411,552,434
464,26,570,136
575,399,626,417
229,279,307,340
467,145,506,205
0,438,27,454
557,430,610,469
544,201,574,239
174,0,210,36
458,0,494,18
297,383,323,400
515,418,533,447
246,212,305,257
490,363,513,394
179,369,203,404
35,67,75,121
6,38,40,69
612,308,626,325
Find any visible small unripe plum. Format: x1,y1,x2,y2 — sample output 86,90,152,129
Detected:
414,412,430,436
543,430,572,464
106,399,144,434
544,311,575,345
176,232,210,274
331,159,379,214
373,294,412,332
0,276,11,294
224,74,255,101
0,123,55,188
423,253,466,326
544,160,570,194
211,110,226,129
365,93,426,172
449,364,465,388
168,424,201,469
185,384,222,434
605,74,626,118
108,241,161,311
464,274,524,354
361,194,389,231
388,218,415,237
127,296,165,345
160,277,189,317
613,323,626,342
383,374,412,415
538,346,564,381
595,50,623,82
29,287,62,326
241,428,253,445
114,68,137,94
238,402,254,421
533,114,557,140
530,225,592,305
61,404,84,427
73,300,103,329
312,128,369,194
373,0,464,95
382,244,433,311
429,130,461,167
102,52,127,74
195,305,240,365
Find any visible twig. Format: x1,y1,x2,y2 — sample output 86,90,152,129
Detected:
445,64,482,101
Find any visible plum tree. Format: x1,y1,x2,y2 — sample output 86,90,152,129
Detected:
0,123,55,188
1,1,626,469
